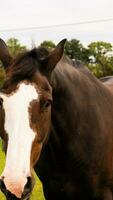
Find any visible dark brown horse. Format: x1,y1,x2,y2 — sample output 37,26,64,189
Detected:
0,39,113,200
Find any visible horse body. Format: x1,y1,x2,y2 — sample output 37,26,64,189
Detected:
36,59,113,200
0,39,113,199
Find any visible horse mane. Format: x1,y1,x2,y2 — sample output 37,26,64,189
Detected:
5,44,89,85
6,47,49,83
3,45,107,100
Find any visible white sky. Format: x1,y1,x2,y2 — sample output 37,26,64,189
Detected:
0,0,113,48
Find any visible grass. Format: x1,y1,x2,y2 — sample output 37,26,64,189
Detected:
0,141,45,200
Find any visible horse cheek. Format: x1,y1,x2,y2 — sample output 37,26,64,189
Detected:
30,137,42,167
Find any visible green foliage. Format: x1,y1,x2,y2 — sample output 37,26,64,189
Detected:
87,41,113,77
64,39,113,77
40,40,55,50
7,38,27,56
3,37,113,78
88,41,112,58
64,39,90,63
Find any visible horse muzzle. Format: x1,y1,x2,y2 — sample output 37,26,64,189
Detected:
0,176,32,199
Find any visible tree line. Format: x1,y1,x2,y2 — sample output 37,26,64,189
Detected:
2,38,113,78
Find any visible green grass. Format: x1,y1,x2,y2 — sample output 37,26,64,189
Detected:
0,141,45,200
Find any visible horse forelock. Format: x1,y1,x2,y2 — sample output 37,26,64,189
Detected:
3,47,49,87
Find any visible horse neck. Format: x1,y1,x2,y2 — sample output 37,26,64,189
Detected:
50,62,113,139
48,64,81,150
37,63,113,171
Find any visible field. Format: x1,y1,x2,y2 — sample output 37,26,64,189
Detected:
0,141,45,200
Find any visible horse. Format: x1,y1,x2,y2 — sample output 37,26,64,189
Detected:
0,39,113,200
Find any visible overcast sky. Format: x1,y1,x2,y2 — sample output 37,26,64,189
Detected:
0,0,113,48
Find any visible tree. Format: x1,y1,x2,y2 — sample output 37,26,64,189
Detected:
7,38,26,56
88,41,112,57
40,41,55,50
64,39,90,63
87,41,113,77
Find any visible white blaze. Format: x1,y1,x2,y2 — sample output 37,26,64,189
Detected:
0,82,38,197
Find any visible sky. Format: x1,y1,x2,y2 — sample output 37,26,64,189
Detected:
0,0,113,48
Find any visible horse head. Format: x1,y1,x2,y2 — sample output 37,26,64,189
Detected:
0,38,66,199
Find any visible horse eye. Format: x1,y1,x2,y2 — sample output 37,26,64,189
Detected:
44,100,52,108
0,98,3,107
40,99,52,109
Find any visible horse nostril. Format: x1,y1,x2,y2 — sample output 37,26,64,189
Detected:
22,176,32,198
0,178,7,195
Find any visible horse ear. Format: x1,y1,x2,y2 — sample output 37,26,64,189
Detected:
41,39,66,75
0,38,13,68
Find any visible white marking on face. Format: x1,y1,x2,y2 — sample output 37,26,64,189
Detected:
0,82,39,196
